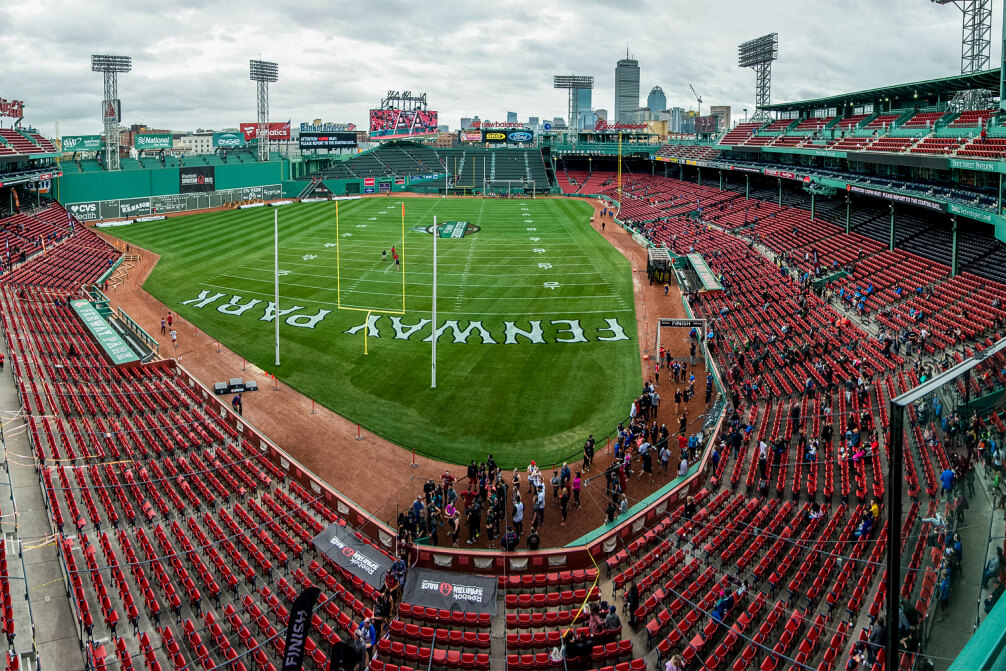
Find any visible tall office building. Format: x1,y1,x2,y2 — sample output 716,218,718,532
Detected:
614,53,640,123
506,111,518,124
576,88,592,115
647,86,666,115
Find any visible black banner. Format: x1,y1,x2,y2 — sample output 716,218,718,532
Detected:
282,586,320,671
482,130,508,144
402,568,497,615
179,166,216,193
312,522,392,588
299,132,358,150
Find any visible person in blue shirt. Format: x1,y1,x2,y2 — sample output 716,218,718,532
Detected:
940,468,955,499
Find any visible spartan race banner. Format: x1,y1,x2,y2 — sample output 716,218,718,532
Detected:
282,586,320,671
179,166,216,193
312,522,392,588
402,568,497,615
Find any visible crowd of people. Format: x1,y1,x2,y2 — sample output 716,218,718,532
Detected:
395,354,713,552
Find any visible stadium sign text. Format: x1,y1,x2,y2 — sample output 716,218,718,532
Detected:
470,121,524,129
846,184,945,213
594,121,648,132
177,290,632,344
0,98,25,119
180,291,331,328
300,122,356,133
948,157,998,174
61,135,104,152
342,315,632,345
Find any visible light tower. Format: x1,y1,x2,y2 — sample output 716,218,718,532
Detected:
738,33,778,122
91,54,131,171
933,0,993,110
554,75,594,136
249,59,279,161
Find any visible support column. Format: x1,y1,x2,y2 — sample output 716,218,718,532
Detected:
588,158,592,176
745,175,750,200
889,203,895,251
697,168,702,187
811,192,816,220
999,173,1003,215
777,178,782,207
845,194,851,234
651,161,655,176
886,403,905,671
679,165,684,180
951,215,959,276
719,170,723,191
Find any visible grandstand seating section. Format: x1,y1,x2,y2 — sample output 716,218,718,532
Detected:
0,130,44,155
3,141,1005,671
950,110,993,127
865,114,900,129
900,112,944,129
792,117,833,132
719,123,762,146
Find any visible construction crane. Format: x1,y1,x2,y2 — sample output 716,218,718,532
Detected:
689,84,703,117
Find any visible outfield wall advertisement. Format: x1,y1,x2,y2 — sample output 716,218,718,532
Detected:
66,184,282,221
135,133,172,150
61,135,104,152
180,166,216,193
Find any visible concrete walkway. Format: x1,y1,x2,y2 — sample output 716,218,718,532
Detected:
0,331,81,670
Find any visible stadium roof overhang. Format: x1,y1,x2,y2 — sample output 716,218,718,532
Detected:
762,68,1001,112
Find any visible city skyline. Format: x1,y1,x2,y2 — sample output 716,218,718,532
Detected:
0,1,992,136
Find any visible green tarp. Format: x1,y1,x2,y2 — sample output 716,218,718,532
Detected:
70,299,139,365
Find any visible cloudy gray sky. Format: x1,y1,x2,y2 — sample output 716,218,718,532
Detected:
0,0,998,136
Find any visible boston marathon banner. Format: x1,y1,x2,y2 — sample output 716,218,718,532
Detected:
402,568,497,615
312,522,392,588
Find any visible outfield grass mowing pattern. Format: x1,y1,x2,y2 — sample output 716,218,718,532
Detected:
110,197,639,467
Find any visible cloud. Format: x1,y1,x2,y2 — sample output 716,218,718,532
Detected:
0,0,995,136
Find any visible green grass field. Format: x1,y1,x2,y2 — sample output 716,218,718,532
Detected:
111,197,639,467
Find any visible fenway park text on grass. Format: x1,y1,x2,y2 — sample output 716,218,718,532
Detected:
181,290,631,343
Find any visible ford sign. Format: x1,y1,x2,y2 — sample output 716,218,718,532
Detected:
507,131,533,143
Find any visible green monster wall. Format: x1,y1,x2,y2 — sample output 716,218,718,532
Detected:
54,160,290,205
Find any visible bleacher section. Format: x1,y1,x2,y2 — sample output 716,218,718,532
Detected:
719,123,762,146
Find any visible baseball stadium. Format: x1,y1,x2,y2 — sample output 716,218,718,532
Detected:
0,7,1005,671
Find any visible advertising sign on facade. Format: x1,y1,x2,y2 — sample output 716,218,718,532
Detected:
483,131,507,144
506,130,534,144
135,134,172,150
61,135,104,152
0,98,25,119
212,132,247,148
239,121,292,141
